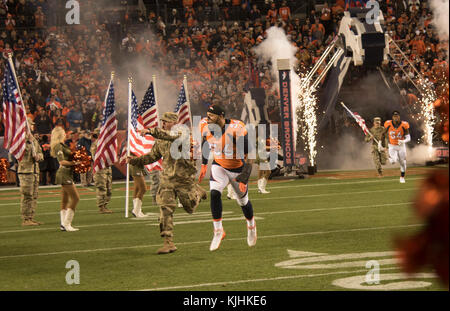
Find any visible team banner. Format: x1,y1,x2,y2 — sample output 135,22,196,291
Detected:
278,69,295,167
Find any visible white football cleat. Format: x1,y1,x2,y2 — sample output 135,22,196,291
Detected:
209,228,226,251
247,224,257,247
400,177,406,183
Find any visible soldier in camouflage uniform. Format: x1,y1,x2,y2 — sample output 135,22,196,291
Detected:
147,170,160,204
18,118,44,226
128,112,207,254
365,117,389,177
91,128,113,214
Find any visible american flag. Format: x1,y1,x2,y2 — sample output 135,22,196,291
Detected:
119,141,127,165
353,112,370,135
129,90,162,171
139,82,158,128
174,82,190,125
341,102,369,135
93,80,117,173
2,60,27,161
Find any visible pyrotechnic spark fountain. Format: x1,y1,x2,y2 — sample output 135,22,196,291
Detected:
297,73,318,167
418,79,437,160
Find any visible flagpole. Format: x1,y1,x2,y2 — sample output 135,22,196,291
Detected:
125,77,132,218
7,53,35,155
152,75,161,127
183,75,193,130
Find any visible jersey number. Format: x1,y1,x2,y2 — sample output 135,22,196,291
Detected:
390,131,402,140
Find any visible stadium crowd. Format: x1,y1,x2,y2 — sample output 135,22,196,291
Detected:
0,0,448,153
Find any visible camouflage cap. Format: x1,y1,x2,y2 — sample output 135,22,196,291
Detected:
161,112,178,123
373,117,381,122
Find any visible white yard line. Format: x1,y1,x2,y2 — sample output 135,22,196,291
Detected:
243,187,415,202
0,176,422,202
0,211,235,234
0,200,412,234
256,202,413,215
137,267,402,291
264,176,422,191
0,223,422,260
0,186,415,208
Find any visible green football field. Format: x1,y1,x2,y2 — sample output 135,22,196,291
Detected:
0,166,447,291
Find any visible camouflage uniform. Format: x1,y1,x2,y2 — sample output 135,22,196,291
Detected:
147,170,160,203
18,136,43,223
365,124,389,175
90,141,113,213
129,118,206,253
129,162,146,177
54,143,74,185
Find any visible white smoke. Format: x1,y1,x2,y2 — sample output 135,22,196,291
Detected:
252,27,302,146
317,133,433,171
429,0,449,59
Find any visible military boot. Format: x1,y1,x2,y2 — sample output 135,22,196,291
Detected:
99,205,113,214
156,237,177,254
22,219,39,226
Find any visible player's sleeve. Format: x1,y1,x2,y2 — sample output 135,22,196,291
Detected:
383,120,390,128
201,136,210,165
236,132,252,159
199,119,208,136
235,122,251,158
238,121,248,136
402,121,410,129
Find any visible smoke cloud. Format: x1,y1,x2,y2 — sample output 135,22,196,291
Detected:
429,0,449,59
252,27,302,145
316,71,430,170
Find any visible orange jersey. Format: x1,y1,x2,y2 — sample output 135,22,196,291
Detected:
200,118,248,170
384,120,410,145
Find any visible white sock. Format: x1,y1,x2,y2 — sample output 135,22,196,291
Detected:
246,217,255,228
213,219,223,230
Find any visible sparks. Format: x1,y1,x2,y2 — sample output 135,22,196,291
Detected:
417,79,437,160
297,73,318,167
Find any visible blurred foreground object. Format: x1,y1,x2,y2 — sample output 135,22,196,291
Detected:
396,170,449,288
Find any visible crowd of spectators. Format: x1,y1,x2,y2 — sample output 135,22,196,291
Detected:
0,0,448,148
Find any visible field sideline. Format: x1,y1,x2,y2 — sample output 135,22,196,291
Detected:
0,166,446,291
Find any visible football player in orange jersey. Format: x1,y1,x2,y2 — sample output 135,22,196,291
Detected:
198,104,257,251
384,111,411,183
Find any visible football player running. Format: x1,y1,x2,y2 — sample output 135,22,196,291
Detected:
198,104,257,251
384,111,411,183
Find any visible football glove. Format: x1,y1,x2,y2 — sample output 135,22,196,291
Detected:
235,162,252,185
